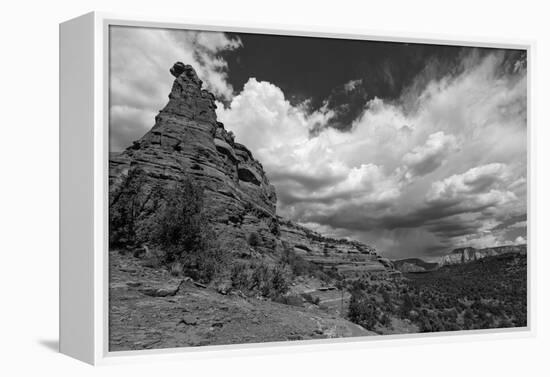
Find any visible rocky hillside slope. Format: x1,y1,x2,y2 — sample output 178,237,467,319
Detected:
393,258,439,273
109,250,374,351
110,62,393,278
439,244,527,266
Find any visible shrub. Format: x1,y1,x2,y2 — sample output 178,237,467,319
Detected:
271,265,290,295
245,262,291,298
230,262,250,290
149,177,228,283
247,232,261,247
380,313,392,327
191,246,227,283
400,292,415,317
348,291,378,330
152,179,206,262
170,262,183,277
109,168,162,248
250,263,275,297
281,245,318,277
268,219,280,236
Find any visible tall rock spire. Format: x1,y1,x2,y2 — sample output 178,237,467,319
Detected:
109,62,391,275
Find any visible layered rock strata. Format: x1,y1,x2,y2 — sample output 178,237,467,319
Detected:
110,62,393,277
439,244,527,266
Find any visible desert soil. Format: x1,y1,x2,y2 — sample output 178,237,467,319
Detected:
109,251,375,351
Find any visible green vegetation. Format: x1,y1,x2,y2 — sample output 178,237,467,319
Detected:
109,168,227,283
346,253,527,333
348,290,379,330
247,231,261,247
280,243,333,283
109,168,163,248
230,261,290,298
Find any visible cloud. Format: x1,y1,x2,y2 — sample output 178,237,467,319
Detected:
109,26,242,151
216,78,404,220
403,131,459,177
218,50,527,258
514,236,526,244
344,79,363,92
426,163,515,205
109,29,527,259
509,220,527,229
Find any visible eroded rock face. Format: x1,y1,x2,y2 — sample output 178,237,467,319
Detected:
439,244,527,266
110,62,393,277
278,219,394,277
110,63,278,250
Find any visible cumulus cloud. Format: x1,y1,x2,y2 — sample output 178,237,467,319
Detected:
403,131,458,177
216,78,404,220
426,163,515,205
514,236,526,244
218,50,527,258
109,26,241,151
344,79,363,92
109,28,527,259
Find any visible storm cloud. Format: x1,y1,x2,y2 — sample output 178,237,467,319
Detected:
110,27,527,259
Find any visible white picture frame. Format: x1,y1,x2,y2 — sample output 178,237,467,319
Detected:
59,11,535,365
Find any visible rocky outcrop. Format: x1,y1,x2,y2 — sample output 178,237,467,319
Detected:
393,258,439,273
279,219,394,277
110,62,278,253
439,244,527,266
110,62,394,277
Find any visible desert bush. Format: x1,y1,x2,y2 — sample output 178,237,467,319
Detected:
348,291,378,330
281,244,319,277
247,232,261,247
268,219,280,236
152,179,206,261
147,177,228,283
380,313,392,327
109,168,163,248
244,262,290,298
270,265,290,295
170,261,183,277
230,262,250,290
399,292,415,317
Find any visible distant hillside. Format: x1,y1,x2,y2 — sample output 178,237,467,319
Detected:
393,258,439,273
440,244,527,266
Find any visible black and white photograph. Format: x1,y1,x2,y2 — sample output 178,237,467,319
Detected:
107,25,527,351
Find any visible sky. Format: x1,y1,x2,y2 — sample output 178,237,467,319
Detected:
109,26,527,260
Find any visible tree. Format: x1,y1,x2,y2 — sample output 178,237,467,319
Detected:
109,168,162,248
400,292,414,317
151,178,226,282
348,290,378,330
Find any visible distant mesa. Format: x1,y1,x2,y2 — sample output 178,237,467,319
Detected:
439,244,527,266
393,244,527,272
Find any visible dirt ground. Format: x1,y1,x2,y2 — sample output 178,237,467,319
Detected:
109,251,375,351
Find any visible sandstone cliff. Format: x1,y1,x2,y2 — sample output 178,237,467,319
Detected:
110,62,393,278
439,244,527,266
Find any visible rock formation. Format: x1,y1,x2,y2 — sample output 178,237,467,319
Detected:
439,244,527,266
110,62,394,278
392,258,439,273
